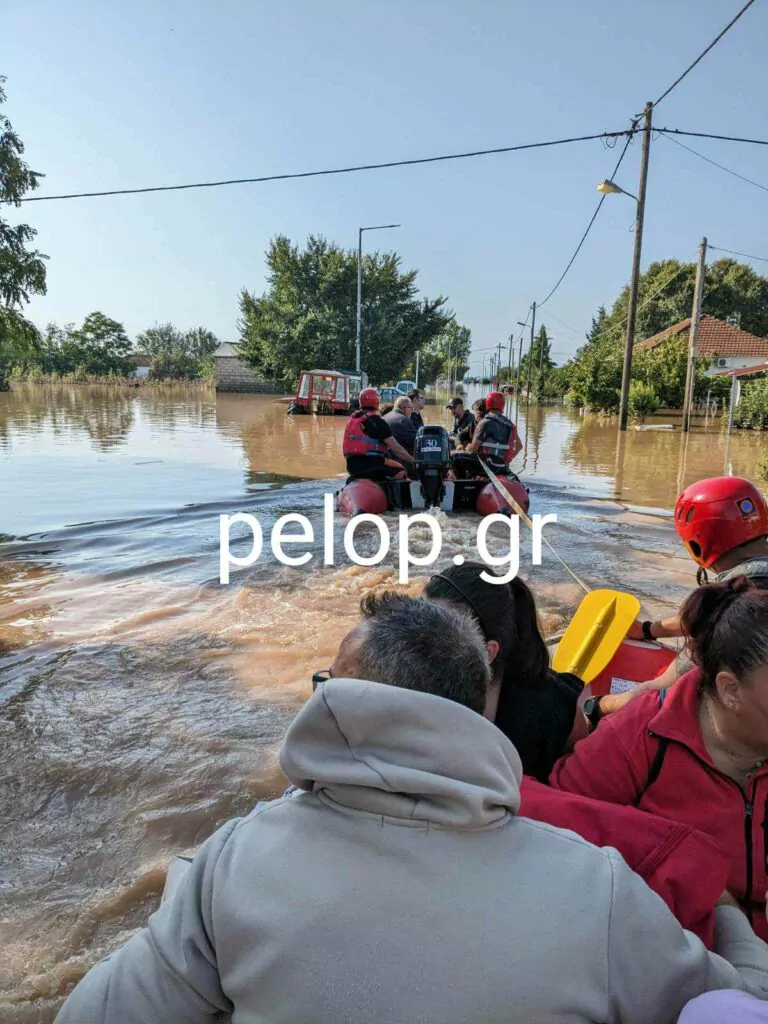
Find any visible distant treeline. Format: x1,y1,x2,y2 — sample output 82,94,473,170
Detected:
4,312,220,386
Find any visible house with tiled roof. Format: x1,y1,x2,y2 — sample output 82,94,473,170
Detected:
636,315,768,374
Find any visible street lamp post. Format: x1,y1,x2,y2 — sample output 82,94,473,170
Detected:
356,223,400,375
597,101,653,431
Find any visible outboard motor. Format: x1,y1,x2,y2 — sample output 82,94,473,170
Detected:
413,425,451,507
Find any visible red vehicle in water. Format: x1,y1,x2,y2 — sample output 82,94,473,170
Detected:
290,370,363,415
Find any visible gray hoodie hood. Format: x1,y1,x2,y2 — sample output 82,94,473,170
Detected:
280,678,522,829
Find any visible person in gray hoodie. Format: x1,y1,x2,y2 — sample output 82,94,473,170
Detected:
55,593,768,1024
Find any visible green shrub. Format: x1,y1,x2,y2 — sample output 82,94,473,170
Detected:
628,380,659,422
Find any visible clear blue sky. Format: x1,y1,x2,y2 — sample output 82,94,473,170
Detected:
5,0,768,373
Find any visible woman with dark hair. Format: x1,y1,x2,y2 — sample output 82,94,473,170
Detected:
423,562,589,781
552,576,768,940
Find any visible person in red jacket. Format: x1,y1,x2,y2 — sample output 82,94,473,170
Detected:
598,476,768,719
422,562,730,945
552,575,768,941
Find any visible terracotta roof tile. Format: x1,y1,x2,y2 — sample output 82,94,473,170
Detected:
636,316,768,358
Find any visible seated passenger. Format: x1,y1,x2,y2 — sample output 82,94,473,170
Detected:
55,593,768,1024
446,397,474,446
342,387,413,481
407,389,425,430
424,561,589,781
551,576,768,942
383,396,418,455
452,391,522,478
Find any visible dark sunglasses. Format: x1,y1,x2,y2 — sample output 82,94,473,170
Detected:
312,669,331,691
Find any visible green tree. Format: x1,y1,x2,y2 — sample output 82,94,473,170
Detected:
238,235,450,387
565,307,624,411
405,319,471,385
31,312,132,377
519,325,555,396
0,76,47,385
136,322,219,379
734,376,768,430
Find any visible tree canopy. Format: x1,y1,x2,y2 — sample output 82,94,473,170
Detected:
565,259,768,412
0,76,47,382
403,319,471,385
137,323,219,379
238,235,451,386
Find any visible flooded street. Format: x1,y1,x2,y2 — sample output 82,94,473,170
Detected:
2,383,767,1021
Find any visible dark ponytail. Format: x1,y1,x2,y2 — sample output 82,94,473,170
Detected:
681,575,768,692
423,563,549,690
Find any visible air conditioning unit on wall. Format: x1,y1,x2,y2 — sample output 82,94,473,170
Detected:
717,358,727,367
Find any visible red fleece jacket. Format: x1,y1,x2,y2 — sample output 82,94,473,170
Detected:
550,670,768,941
519,777,727,948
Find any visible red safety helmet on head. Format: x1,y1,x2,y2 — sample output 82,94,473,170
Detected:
674,476,768,569
358,387,379,409
486,391,506,412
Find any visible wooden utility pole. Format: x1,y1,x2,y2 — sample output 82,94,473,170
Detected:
524,301,537,400
415,349,420,388
619,102,653,431
682,237,707,432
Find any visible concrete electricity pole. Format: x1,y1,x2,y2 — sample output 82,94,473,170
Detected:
618,102,653,431
524,301,537,399
682,237,708,433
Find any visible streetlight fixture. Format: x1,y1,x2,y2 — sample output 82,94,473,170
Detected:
597,179,638,202
356,223,400,375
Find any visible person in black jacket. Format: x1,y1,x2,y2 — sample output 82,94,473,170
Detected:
446,397,474,446
407,389,425,430
423,562,589,782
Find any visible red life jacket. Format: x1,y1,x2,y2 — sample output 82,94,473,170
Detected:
343,411,387,458
479,412,516,468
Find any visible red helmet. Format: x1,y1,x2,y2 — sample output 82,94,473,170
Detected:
359,388,379,409
674,476,768,568
486,391,506,412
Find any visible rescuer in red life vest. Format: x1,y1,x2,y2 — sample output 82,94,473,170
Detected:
596,476,768,720
342,388,414,481
451,391,522,479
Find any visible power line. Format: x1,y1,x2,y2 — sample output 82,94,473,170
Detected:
653,0,758,107
14,129,633,204
657,128,768,146
537,119,640,308
709,244,768,264
662,133,768,194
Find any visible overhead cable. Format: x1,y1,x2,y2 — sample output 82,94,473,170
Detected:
662,133,768,194
653,0,758,107
537,119,640,308
709,245,768,264
14,129,633,204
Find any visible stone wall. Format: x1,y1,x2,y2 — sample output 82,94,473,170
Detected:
215,356,282,393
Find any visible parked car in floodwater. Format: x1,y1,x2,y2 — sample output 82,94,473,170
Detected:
378,386,406,404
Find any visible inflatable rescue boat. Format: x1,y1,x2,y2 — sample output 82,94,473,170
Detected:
338,425,530,517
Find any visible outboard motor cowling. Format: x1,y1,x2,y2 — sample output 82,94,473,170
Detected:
413,425,451,507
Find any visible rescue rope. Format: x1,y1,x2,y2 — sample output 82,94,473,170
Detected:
478,458,591,595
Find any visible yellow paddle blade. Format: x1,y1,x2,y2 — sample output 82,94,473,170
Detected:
552,589,641,684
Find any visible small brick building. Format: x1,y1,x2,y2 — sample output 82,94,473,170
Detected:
214,341,282,393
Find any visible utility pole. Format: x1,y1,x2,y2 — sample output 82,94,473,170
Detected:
495,341,504,386
682,237,708,432
618,102,653,431
537,325,547,396
415,349,420,389
515,329,525,421
524,301,537,400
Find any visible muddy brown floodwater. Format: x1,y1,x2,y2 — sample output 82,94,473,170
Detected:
1,383,767,1021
